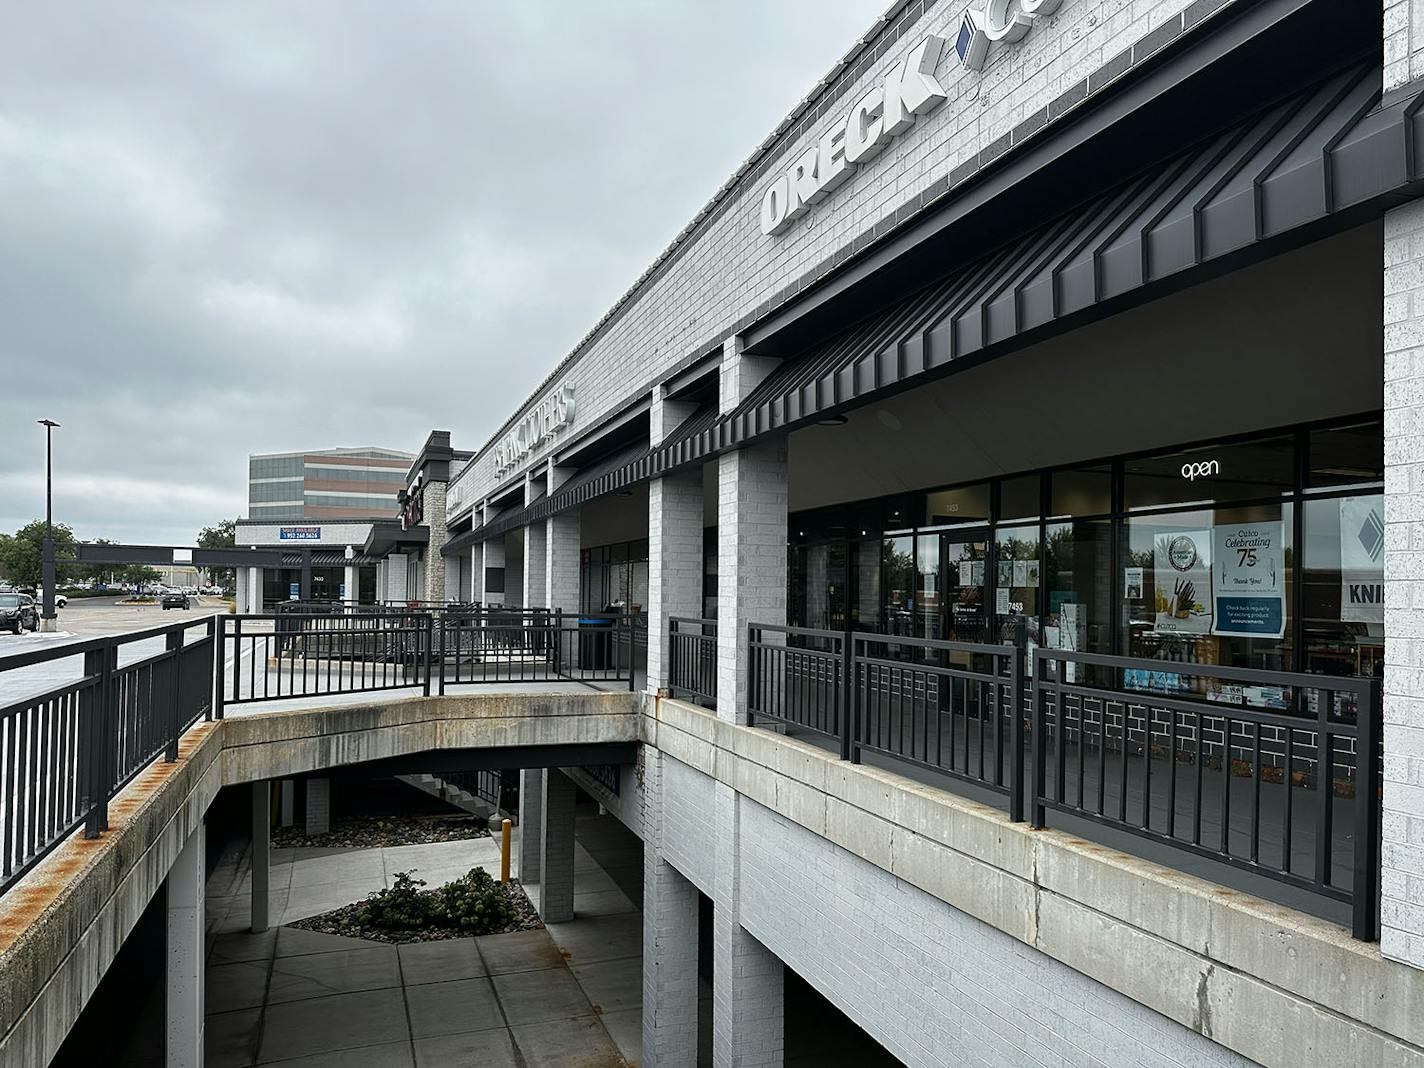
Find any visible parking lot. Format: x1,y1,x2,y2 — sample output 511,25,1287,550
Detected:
0,595,228,707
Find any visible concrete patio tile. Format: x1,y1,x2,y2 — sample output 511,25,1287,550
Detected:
268,946,400,1004
289,852,386,889
257,987,410,1062
258,1040,413,1067
405,977,503,1039
571,888,638,918
545,912,642,965
397,937,485,985
413,1028,519,1068
491,966,596,1026
571,956,643,1015
475,929,566,974
598,1007,643,1067
211,928,278,965
208,961,272,1014
205,1007,262,1068
509,1015,624,1067
281,883,368,923
565,867,619,896
275,927,371,958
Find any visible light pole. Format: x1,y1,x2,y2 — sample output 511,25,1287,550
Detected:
37,419,59,632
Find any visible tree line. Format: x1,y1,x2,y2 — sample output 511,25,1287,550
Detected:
0,518,239,589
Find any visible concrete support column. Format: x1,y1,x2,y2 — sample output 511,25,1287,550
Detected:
280,779,295,827
546,509,581,613
236,566,249,614
1383,198,1424,966
387,552,408,603
519,768,544,885
715,442,788,724
524,522,548,609
167,820,205,1068
642,749,700,1065
248,567,263,614
251,782,270,933
443,550,461,602
305,778,331,837
647,471,704,693
540,770,576,923
343,563,357,606
712,782,783,1066
483,537,507,607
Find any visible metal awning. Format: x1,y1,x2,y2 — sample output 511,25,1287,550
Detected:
445,62,1424,548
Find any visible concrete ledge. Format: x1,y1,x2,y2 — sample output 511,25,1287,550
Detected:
0,723,222,1068
648,695,1424,1067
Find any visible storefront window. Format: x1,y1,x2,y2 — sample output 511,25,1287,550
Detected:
852,537,880,631
916,536,941,641
994,525,1040,650
1303,493,1383,681
941,536,988,645
1124,435,1295,511
1308,421,1383,491
882,536,915,638
1050,465,1112,518
923,483,989,528
1044,519,1111,658
999,475,1042,522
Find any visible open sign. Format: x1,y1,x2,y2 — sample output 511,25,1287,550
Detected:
1180,459,1220,481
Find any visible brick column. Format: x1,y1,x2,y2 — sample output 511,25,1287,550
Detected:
519,767,543,884
546,510,581,613
648,385,705,694
540,770,577,923
248,567,263,614
166,820,205,1068
235,566,248,614
304,778,330,837
1383,199,1424,966
712,781,783,1066
642,749,700,1064
386,553,408,603
482,536,506,607
524,522,548,608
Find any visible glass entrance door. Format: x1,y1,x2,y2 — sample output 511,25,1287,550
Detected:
939,534,989,645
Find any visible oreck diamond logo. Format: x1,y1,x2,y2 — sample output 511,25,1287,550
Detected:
956,0,1063,73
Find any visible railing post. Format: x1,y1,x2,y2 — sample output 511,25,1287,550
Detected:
839,628,854,762
553,608,563,678
1353,679,1383,941
422,614,433,697
210,616,223,720
165,627,183,762
438,609,447,697
98,639,116,833
1029,649,1045,828
232,616,242,708
80,644,108,838
746,624,757,728
1009,646,1025,823
628,612,635,693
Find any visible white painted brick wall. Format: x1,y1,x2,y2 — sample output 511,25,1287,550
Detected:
523,522,547,609
540,769,577,923
386,553,408,603
1383,198,1424,968
482,535,505,607
647,472,704,691
451,0,1213,507
1386,0,1422,91
519,767,543,884
546,510,581,614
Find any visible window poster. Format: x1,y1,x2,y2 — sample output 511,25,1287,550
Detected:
1211,522,1286,638
1339,495,1385,625
1153,530,1212,635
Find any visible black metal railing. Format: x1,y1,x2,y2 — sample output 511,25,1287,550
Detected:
219,611,433,709
1031,649,1381,942
744,621,1383,940
0,617,216,893
437,608,637,690
668,617,717,708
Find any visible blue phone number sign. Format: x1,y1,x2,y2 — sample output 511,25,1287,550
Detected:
278,526,321,541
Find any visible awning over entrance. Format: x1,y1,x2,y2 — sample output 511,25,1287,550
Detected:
444,60,1424,552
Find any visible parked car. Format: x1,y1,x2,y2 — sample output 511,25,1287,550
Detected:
0,592,39,634
36,588,65,608
161,591,190,611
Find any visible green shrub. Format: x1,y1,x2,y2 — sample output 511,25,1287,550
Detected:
431,867,515,934
358,870,431,929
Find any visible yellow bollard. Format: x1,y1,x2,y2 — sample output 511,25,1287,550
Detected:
500,818,512,883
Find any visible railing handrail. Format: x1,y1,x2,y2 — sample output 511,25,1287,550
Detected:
1032,647,1377,696
853,631,1016,658
749,622,845,642
0,613,219,670
669,616,717,627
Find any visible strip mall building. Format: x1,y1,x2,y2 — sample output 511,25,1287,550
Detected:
240,0,1424,1061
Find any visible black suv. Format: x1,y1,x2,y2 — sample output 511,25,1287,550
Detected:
0,592,39,634
161,591,190,610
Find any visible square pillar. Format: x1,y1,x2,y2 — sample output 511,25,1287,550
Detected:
248,567,263,614
251,782,270,933
167,820,205,1068
712,782,783,1066
1383,198,1424,965
716,442,788,724
235,566,249,614
648,472,704,693
642,750,700,1064
519,768,544,884
343,563,357,605
546,509,581,613
423,480,448,602
305,778,331,837
540,770,576,923
524,522,548,609
387,552,408,603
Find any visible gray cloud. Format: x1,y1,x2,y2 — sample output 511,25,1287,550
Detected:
0,1,883,544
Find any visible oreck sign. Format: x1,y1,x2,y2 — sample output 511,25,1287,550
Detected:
760,6,1062,238
493,383,576,477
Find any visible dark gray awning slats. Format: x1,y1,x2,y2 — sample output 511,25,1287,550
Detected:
443,63,1424,554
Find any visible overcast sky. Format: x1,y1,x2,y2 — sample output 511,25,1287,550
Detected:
0,1,885,545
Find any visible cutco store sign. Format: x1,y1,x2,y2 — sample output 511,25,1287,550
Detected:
494,384,576,477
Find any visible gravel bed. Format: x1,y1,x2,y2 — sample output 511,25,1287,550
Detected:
272,813,490,850
285,878,543,944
